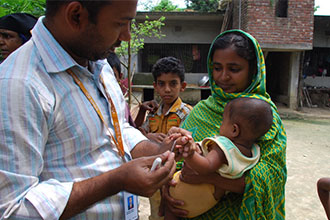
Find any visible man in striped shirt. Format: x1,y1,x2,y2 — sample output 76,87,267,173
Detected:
0,0,180,219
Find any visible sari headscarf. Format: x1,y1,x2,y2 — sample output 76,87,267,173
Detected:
181,29,287,219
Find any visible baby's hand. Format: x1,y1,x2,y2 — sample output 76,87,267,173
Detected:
168,133,193,159
181,138,197,158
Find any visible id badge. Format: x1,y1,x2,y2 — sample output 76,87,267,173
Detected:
124,191,138,220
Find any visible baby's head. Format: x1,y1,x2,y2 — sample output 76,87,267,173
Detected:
220,97,273,142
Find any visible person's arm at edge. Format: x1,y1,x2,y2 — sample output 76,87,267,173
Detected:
317,177,330,219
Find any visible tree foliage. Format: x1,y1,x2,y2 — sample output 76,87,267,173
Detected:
138,0,183,12
185,0,219,12
151,0,179,12
115,16,165,105
116,16,165,57
0,0,46,17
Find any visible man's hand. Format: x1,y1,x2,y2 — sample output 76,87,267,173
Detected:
121,151,176,197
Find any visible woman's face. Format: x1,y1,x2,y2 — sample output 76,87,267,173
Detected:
0,29,23,59
212,47,252,93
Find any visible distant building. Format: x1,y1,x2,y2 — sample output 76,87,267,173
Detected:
134,0,329,109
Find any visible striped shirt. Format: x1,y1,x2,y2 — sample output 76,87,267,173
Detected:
0,17,147,219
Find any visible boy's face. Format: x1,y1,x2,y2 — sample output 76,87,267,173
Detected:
153,72,186,105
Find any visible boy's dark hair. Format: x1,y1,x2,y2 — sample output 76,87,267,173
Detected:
46,0,111,24
210,31,257,77
151,56,185,82
227,97,273,139
107,52,121,73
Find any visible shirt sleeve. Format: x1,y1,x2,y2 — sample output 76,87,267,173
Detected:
122,121,148,152
0,79,73,220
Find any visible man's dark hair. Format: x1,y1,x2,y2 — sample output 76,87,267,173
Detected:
151,56,185,82
46,0,111,24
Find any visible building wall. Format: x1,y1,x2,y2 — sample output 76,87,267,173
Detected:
233,0,314,51
143,20,220,44
136,13,223,44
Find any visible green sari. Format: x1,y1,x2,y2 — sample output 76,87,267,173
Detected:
181,30,287,219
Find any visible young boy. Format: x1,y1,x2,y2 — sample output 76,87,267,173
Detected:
137,56,192,144
137,56,192,220
167,97,273,219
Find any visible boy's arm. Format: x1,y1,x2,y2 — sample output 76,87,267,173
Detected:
317,177,330,219
134,100,159,128
184,142,227,175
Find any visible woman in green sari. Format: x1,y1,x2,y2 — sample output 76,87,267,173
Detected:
164,29,287,219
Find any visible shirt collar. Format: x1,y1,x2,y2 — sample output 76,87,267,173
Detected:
31,16,107,75
156,97,183,116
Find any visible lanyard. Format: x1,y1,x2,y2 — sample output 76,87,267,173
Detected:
67,69,126,161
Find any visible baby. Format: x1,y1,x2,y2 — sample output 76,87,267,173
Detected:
167,97,273,219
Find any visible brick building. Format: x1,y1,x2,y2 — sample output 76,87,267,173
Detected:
231,0,315,108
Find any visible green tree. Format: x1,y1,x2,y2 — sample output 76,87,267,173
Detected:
185,0,219,12
314,5,320,13
151,0,179,12
0,0,45,17
116,16,165,106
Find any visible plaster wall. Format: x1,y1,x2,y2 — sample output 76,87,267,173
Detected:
141,20,222,44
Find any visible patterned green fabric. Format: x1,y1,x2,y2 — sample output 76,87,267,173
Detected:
180,30,287,219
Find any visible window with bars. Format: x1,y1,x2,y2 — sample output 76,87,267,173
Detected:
139,43,210,73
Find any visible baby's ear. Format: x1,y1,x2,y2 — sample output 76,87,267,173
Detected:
232,123,240,138
180,81,187,91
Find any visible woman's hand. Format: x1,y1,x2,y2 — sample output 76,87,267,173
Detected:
160,180,189,218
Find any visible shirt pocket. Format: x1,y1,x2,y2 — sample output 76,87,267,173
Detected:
149,117,160,133
166,115,181,133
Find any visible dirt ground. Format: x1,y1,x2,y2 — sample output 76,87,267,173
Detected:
137,109,330,220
